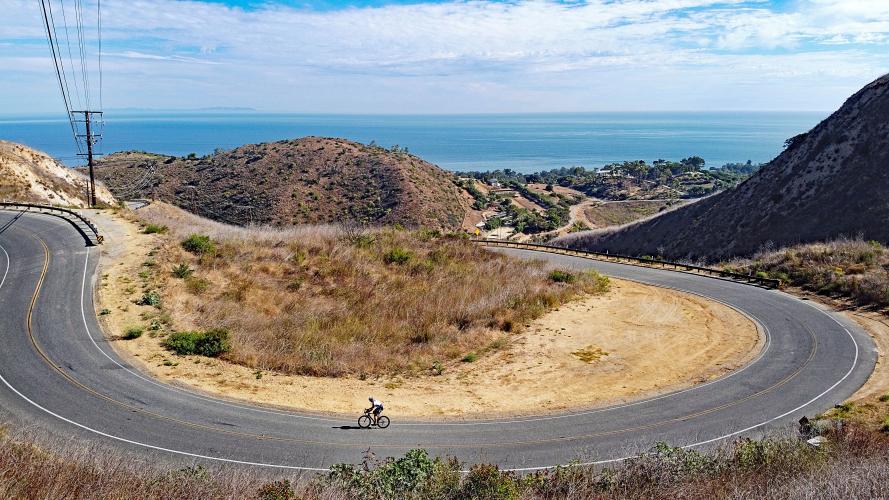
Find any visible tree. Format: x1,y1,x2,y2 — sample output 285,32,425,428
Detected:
680,156,706,171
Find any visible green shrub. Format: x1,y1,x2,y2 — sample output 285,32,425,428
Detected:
122,326,144,339
325,449,441,499
138,290,161,307
548,270,576,283
461,352,478,363
163,329,231,357
172,263,193,279
181,234,216,255
879,394,889,403
142,224,168,234
460,464,519,500
383,247,413,265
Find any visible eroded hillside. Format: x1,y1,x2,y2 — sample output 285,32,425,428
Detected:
0,141,114,207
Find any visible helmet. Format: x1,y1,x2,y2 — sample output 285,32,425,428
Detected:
368,397,374,402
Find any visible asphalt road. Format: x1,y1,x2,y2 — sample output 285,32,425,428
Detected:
0,210,877,471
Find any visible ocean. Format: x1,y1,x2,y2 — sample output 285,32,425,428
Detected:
0,111,826,173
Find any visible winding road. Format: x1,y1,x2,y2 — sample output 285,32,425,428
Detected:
0,209,877,471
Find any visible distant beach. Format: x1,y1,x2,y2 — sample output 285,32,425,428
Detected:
0,111,825,173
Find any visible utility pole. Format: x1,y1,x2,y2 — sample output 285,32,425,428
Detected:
73,110,103,207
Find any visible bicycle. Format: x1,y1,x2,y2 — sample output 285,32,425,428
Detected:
358,408,390,429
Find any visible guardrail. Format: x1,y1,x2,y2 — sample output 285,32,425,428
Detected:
474,239,780,289
0,202,103,245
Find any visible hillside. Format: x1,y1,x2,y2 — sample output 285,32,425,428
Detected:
95,137,472,230
559,74,889,261
0,140,115,207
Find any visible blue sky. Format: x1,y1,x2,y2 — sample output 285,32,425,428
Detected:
2,0,888,114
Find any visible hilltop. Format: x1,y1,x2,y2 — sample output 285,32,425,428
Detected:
95,137,473,230
0,141,115,207
558,73,889,261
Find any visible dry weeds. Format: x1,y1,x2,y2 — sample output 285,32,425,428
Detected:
136,203,608,377
726,237,889,311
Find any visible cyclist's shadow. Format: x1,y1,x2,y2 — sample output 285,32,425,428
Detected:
333,425,366,430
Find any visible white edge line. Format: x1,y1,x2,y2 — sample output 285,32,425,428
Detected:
0,244,9,291
504,298,862,472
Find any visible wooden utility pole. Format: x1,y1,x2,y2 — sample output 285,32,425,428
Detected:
73,110,103,207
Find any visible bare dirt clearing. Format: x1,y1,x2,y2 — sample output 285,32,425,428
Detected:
93,209,759,418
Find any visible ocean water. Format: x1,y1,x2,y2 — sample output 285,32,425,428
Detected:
0,111,826,173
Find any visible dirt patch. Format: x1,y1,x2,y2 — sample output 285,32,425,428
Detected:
844,311,889,402
584,200,679,228
92,210,759,418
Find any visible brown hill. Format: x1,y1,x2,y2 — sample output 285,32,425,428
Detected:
95,137,472,230
0,141,115,207
558,73,889,262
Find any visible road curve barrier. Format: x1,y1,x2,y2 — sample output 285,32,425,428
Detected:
0,201,103,246
473,239,781,289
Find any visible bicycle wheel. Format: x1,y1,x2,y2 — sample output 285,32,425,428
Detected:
377,416,390,429
358,415,372,429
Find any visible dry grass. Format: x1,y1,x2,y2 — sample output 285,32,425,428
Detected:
0,427,303,500
725,237,889,311
136,203,609,377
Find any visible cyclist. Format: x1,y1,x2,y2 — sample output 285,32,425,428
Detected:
367,397,384,424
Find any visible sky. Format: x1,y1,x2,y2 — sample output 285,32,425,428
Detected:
2,0,888,114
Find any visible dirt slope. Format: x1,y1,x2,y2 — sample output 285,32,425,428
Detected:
560,73,889,261
95,137,472,230
0,141,115,207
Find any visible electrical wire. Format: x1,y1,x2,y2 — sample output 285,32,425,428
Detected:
57,0,83,111
38,0,81,154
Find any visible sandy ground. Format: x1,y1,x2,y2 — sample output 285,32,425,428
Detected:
512,196,547,213
91,209,760,418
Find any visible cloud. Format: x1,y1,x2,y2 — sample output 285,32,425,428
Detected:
1,0,888,113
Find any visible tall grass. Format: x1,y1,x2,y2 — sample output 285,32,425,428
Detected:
2,421,887,499
137,203,608,377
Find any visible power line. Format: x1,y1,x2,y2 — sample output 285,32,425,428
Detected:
38,0,80,154
57,0,83,111
97,0,102,111
73,0,91,109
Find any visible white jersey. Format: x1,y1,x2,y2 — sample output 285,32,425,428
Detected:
371,399,383,409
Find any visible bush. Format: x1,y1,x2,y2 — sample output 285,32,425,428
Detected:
138,290,161,307
383,247,413,265
172,263,193,279
460,464,519,500
142,224,168,234
181,234,216,255
461,352,478,363
548,270,576,283
163,329,231,357
122,326,144,339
